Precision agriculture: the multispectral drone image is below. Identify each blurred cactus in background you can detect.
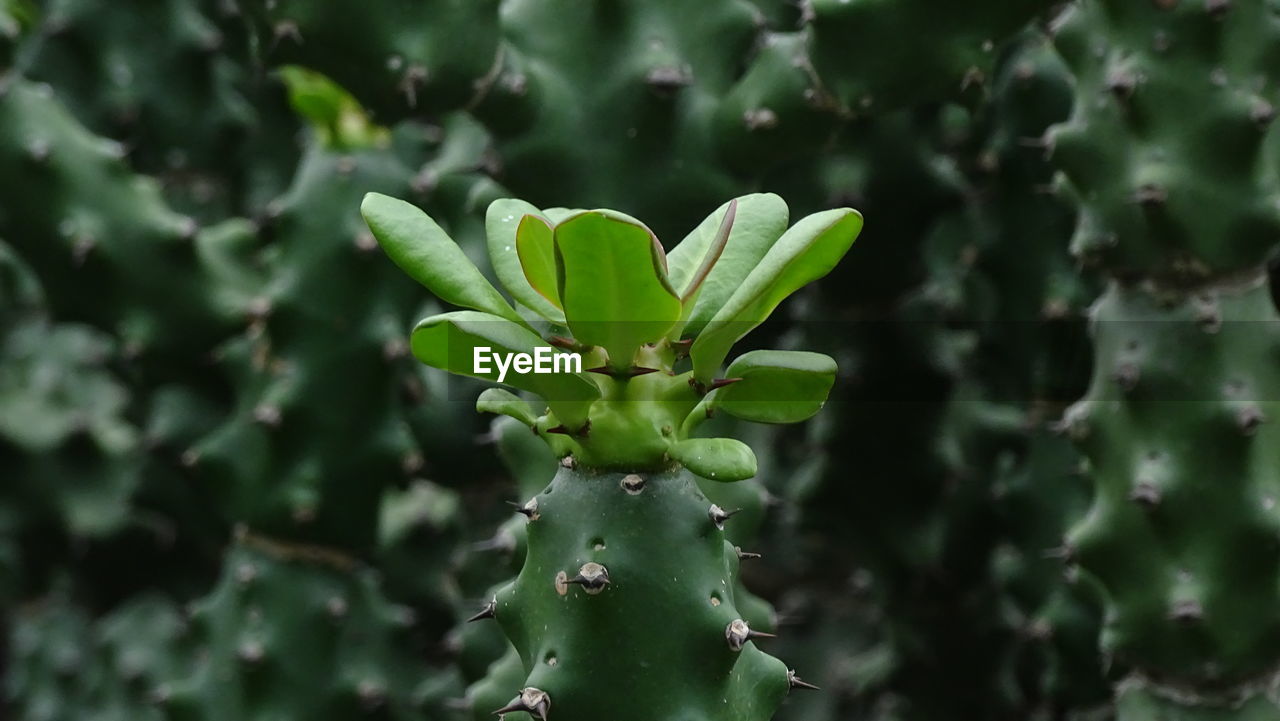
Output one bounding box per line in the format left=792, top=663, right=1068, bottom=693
left=4, top=1, right=1279, bottom=720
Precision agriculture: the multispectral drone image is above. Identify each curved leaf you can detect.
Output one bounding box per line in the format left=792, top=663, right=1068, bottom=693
left=516, top=215, right=561, bottom=310
left=669, top=437, right=757, bottom=482
left=362, top=193, right=523, bottom=324
left=410, top=310, right=598, bottom=429
left=476, top=387, right=540, bottom=427
left=485, top=199, right=565, bottom=322
left=691, top=208, right=862, bottom=382
left=543, top=207, right=584, bottom=224
left=554, top=210, right=682, bottom=368
left=679, top=199, right=736, bottom=304
left=715, top=350, right=837, bottom=424
left=667, top=194, right=789, bottom=337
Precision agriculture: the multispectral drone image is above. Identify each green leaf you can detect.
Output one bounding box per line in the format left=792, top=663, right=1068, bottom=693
left=543, top=207, right=583, bottom=224
left=410, top=310, right=599, bottom=429
left=485, top=199, right=565, bottom=322
left=715, top=350, right=837, bottom=424
left=691, top=208, right=862, bottom=382
left=476, top=387, right=540, bottom=427
left=516, top=215, right=561, bottom=310
left=668, top=437, right=757, bottom=482
left=554, top=210, right=682, bottom=368
left=667, top=194, right=789, bottom=337
left=279, top=65, right=389, bottom=151
left=361, top=193, right=523, bottom=324
left=666, top=200, right=738, bottom=341
left=678, top=199, right=736, bottom=304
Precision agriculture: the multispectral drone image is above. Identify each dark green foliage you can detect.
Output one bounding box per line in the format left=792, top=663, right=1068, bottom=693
left=1044, top=1, right=1280, bottom=716
left=471, top=0, right=769, bottom=239
left=6, top=593, right=187, bottom=721
left=236, top=0, right=502, bottom=121
left=186, top=136, right=425, bottom=550
left=8, top=1, right=1270, bottom=719
left=12, top=0, right=302, bottom=220
left=1048, top=0, right=1280, bottom=280
left=158, top=541, right=430, bottom=721
left=187, top=118, right=500, bottom=550
left=1063, top=279, right=1280, bottom=693
left=806, top=0, right=1057, bottom=114
left=0, top=317, right=140, bottom=542
left=0, top=78, right=258, bottom=356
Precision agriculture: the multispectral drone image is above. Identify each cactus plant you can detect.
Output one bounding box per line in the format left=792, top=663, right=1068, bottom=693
left=452, top=411, right=784, bottom=721
left=236, top=0, right=502, bottom=122
left=361, top=190, right=861, bottom=720
left=0, top=77, right=260, bottom=362
left=1046, top=0, right=1280, bottom=716
left=152, top=538, right=432, bottom=721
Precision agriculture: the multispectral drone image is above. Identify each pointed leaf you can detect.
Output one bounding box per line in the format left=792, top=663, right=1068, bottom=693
left=476, top=387, right=540, bottom=427
left=667, top=200, right=738, bottom=341
left=362, top=193, right=523, bottom=324
left=679, top=199, right=736, bottom=304
left=669, top=437, right=757, bottom=482
left=485, top=199, right=565, bottom=322
left=516, top=215, right=561, bottom=310
left=667, top=194, right=789, bottom=337
left=554, top=210, right=682, bottom=368
left=410, top=310, right=598, bottom=429
left=714, top=350, right=837, bottom=424
left=691, top=208, right=862, bottom=382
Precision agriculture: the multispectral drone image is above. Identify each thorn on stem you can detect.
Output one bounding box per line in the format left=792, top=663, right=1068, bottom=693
left=725, top=619, right=775, bottom=651
left=467, top=598, right=497, bottom=623
left=788, top=670, right=820, bottom=691
left=709, top=504, right=739, bottom=530
left=508, top=498, right=540, bottom=521
left=493, top=687, right=550, bottom=720
left=565, top=562, right=610, bottom=594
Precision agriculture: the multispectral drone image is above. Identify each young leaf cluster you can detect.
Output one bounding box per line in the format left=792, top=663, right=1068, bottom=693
left=361, top=192, right=861, bottom=477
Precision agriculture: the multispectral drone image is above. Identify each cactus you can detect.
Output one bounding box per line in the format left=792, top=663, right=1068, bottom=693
left=361, top=189, right=861, bottom=720
left=454, top=413, right=782, bottom=720
left=150, top=538, right=431, bottom=721
left=737, top=31, right=1113, bottom=718
left=0, top=0, right=31, bottom=70
left=236, top=0, right=502, bottom=122
left=803, top=0, right=1057, bottom=115
left=449, top=415, right=559, bottom=692
left=0, top=234, right=141, bottom=549
left=1046, top=0, right=1280, bottom=716
left=10, top=0, right=302, bottom=220
left=6, top=591, right=189, bottom=721
left=0, top=316, right=141, bottom=539
left=0, top=77, right=259, bottom=360
left=1059, top=279, right=1280, bottom=717
left=186, top=72, right=503, bottom=551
